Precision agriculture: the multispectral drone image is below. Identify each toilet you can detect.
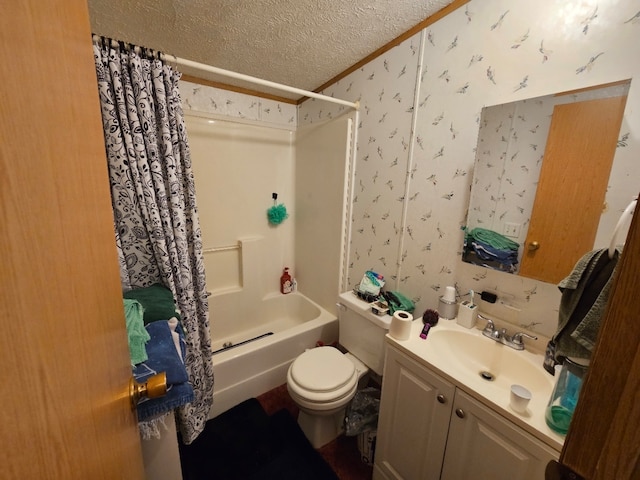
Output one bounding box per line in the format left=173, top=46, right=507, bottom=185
left=286, top=291, right=392, bottom=448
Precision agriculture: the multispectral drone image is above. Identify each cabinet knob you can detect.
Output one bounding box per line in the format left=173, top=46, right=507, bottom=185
left=528, top=241, right=540, bottom=251
left=437, top=394, right=446, bottom=404
left=455, top=408, right=465, bottom=419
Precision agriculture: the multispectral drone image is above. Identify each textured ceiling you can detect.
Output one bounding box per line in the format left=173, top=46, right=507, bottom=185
left=87, top=0, right=456, bottom=100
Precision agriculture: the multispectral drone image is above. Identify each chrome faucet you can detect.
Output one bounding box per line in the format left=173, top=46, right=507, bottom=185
left=479, top=314, right=538, bottom=350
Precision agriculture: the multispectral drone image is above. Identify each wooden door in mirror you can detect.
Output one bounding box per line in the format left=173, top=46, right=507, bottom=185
left=519, top=95, right=626, bottom=283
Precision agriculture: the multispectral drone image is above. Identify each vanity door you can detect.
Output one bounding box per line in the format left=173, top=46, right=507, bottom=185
left=441, top=390, right=558, bottom=480
left=374, top=346, right=455, bottom=480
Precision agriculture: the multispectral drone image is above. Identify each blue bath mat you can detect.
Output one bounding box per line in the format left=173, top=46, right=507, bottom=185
left=179, top=398, right=339, bottom=480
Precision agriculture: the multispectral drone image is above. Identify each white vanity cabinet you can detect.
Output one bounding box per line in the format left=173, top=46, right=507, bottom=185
left=440, top=389, right=558, bottom=479
left=374, top=345, right=455, bottom=480
left=374, top=345, right=559, bottom=480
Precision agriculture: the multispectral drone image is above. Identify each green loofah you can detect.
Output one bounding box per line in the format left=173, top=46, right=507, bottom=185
left=267, top=203, right=289, bottom=225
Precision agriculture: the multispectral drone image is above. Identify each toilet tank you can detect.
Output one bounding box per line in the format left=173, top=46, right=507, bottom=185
left=337, top=291, right=392, bottom=376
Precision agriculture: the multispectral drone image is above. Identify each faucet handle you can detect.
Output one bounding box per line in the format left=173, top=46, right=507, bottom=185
left=512, top=331, right=538, bottom=347
left=478, top=314, right=495, bottom=333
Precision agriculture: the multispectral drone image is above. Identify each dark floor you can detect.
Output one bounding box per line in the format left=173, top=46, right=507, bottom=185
left=257, top=384, right=374, bottom=480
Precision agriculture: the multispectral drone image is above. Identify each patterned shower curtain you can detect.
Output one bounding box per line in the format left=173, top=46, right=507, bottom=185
left=92, top=36, right=213, bottom=444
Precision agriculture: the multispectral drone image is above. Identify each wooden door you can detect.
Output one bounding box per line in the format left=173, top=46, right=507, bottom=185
left=0, top=1, right=144, bottom=478
left=519, top=95, right=627, bottom=284
left=554, top=193, right=640, bottom=478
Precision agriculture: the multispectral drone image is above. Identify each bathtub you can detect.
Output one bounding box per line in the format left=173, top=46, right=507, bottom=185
left=208, top=291, right=338, bottom=419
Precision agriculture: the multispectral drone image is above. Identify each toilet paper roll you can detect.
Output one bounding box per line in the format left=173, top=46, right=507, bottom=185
left=389, top=310, right=413, bottom=341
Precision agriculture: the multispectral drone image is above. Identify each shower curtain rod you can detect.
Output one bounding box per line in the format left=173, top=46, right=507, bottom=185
left=161, top=54, right=359, bottom=110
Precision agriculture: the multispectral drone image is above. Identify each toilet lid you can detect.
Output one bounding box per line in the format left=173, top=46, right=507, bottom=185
left=290, top=347, right=356, bottom=393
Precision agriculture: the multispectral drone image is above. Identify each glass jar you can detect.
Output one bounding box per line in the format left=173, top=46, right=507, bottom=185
left=545, top=357, right=589, bottom=435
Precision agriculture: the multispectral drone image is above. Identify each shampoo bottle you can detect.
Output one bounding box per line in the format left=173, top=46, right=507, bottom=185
left=280, top=267, right=293, bottom=294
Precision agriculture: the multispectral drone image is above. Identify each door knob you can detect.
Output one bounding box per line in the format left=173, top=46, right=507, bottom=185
left=528, top=241, right=540, bottom=251
left=129, top=372, right=167, bottom=409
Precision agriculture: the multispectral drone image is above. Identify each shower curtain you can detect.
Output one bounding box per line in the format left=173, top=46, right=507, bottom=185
left=92, top=36, right=213, bottom=444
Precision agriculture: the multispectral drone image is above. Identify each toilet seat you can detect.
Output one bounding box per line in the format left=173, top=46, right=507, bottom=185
left=287, top=346, right=357, bottom=405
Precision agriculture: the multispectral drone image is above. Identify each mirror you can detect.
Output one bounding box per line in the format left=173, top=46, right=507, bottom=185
left=463, top=80, right=633, bottom=284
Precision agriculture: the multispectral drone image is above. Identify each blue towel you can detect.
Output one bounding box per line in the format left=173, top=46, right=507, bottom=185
left=133, top=319, right=188, bottom=385
left=137, top=381, right=194, bottom=422
left=465, top=237, right=519, bottom=272
left=133, top=319, right=194, bottom=421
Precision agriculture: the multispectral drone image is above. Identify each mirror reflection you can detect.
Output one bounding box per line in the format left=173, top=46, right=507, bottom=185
left=463, top=80, right=632, bottom=284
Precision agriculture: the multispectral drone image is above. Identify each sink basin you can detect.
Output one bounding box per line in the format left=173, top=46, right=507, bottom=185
left=425, top=328, right=553, bottom=395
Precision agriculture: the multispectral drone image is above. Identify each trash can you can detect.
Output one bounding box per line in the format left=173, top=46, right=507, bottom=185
left=344, top=387, right=381, bottom=465
left=357, top=430, right=377, bottom=466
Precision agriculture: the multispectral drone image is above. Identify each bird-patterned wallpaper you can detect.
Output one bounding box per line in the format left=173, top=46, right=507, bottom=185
left=180, top=0, right=639, bottom=338
left=298, top=0, right=640, bottom=337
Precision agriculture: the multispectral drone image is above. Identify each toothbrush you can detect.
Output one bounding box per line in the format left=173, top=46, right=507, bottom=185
left=470, top=289, right=475, bottom=307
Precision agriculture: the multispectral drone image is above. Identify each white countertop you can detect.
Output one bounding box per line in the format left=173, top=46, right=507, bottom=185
left=384, top=317, right=566, bottom=452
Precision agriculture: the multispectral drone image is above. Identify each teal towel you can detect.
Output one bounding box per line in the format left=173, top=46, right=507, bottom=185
left=466, top=227, right=520, bottom=251
left=124, top=299, right=151, bottom=365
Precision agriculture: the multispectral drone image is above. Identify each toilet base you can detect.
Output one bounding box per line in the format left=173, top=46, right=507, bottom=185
left=297, top=407, right=346, bottom=449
